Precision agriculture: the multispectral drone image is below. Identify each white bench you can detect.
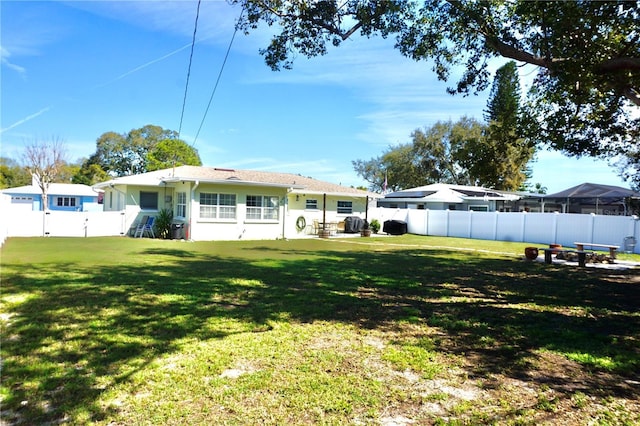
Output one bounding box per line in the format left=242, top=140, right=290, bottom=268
left=574, top=242, right=619, bottom=259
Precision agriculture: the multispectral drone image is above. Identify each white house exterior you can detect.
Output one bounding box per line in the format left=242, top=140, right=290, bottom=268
left=377, top=183, right=520, bottom=212
left=94, top=165, right=379, bottom=241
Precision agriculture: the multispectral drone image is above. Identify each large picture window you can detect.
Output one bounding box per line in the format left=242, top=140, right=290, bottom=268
left=140, top=191, right=158, bottom=210
left=246, top=195, right=279, bottom=220
left=199, top=193, right=236, bottom=219
left=337, top=200, right=353, bottom=214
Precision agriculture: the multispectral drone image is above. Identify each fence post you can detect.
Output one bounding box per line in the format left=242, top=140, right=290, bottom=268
left=120, top=211, right=126, bottom=236
left=424, top=209, right=429, bottom=236
left=631, top=215, right=640, bottom=254
left=43, top=211, right=50, bottom=237
left=446, top=209, right=450, bottom=237
left=520, top=211, right=526, bottom=242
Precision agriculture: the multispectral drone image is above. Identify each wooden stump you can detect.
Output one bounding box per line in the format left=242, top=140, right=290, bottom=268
left=318, top=229, right=331, bottom=238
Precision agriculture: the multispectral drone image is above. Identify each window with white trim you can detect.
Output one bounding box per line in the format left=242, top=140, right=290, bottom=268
left=247, top=195, right=279, bottom=220
left=56, top=197, right=77, bottom=207
left=337, top=200, right=352, bottom=214
left=306, top=199, right=318, bottom=210
left=199, top=193, right=236, bottom=219
left=469, top=205, right=488, bottom=212
left=176, top=192, right=187, bottom=218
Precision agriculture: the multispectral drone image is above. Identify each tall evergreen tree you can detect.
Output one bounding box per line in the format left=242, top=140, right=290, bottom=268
left=481, top=62, right=534, bottom=190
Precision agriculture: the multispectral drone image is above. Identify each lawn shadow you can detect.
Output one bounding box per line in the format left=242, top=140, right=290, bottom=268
left=2, top=242, right=639, bottom=423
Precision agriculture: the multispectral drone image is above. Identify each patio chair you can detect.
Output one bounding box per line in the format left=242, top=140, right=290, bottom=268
left=135, top=216, right=155, bottom=238
left=132, top=215, right=149, bottom=237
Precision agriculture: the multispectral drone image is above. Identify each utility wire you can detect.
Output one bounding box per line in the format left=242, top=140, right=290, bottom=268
left=178, top=0, right=202, bottom=137
left=193, top=8, right=243, bottom=145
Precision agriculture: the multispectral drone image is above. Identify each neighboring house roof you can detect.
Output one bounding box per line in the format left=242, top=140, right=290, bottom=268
left=94, top=165, right=379, bottom=198
left=1, top=183, right=100, bottom=197
left=382, top=183, right=519, bottom=203
left=543, top=182, right=639, bottom=201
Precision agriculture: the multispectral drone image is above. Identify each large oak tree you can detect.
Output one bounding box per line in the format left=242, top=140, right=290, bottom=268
left=76, top=125, right=202, bottom=181
left=236, top=0, right=640, bottom=186
left=353, top=118, right=480, bottom=191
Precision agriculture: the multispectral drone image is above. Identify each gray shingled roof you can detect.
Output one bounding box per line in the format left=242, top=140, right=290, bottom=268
left=96, top=166, right=378, bottom=197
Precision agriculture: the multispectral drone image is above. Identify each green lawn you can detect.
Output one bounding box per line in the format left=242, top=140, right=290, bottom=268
left=1, top=235, right=639, bottom=425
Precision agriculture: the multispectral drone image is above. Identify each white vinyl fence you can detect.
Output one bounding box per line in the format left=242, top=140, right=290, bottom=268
left=394, top=209, right=639, bottom=253
left=0, top=209, right=127, bottom=242
left=0, top=205, right=638, bottom=254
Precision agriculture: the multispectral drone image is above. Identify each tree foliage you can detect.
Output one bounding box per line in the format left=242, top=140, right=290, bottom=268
left=353, top=143, right=421, bottom=192
left=353, top=118, right=482, bottom=192
left=236, top=0, right=640, bottom=183
left=72, top=155, right=110, bottom=186
left=146, top=139, right=202, bottom=172
left=77, top=125, right=202, bottom=180
left=413, top=121, right=474, bottom=185
left=0, top=157, right=31, bottom=189
left=468, top=61, right=534, bottom=190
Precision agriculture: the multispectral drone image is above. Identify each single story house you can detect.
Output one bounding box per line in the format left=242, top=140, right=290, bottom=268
left=1, top=179, right=103, bottom=212
left=94, top=165, right=378, bottom=241
left=377, top=183, right=520, bottom=212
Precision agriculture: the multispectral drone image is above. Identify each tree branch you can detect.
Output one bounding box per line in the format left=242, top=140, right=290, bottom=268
left=622, top=87, right=640, bottom=107
left=596, top=57, right=640, bottom=73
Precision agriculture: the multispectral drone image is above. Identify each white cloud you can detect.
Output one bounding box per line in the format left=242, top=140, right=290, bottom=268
left=65, top=1, right=243, bottom=47
left=0, top=107, right=51, bottom=134
left=0, top=47, right=26, bottom=76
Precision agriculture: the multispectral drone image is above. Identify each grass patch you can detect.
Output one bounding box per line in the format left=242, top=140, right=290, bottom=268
left=1, top=235, right=639, bottom=424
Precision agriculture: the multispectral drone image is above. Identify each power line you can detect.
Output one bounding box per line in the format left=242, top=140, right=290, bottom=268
left=178, top=0, right=202, bottom=137
left=193, top=8, right=243, bottom=145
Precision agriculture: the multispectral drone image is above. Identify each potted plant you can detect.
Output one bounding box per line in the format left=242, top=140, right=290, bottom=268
left=370, top=219, right=381, bottom=234
left=361, top=220, right=372, bottom=237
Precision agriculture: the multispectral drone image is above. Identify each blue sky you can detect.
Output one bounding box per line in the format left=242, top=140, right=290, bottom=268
left=1, top=0, right=632, bottom=194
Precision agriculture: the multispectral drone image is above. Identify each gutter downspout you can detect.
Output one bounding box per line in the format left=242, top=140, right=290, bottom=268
left=189, top=180, right=199, bottom=241
left=283, top=188, right=292, bottom=239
